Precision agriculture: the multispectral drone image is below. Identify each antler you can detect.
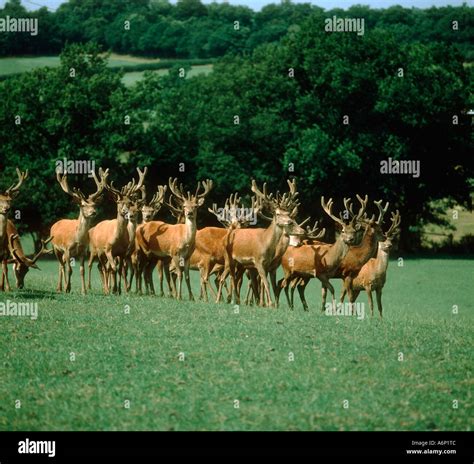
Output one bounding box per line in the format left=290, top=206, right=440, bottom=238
left=89, top=168, right=109, bottom=202
left=164, top=194, right=184, bottom=222
left=373, top=199, right=390, bottom=225
left=30, top=236, right=54, bottom=264
left=168, top=178, right=188, bottom=203
left=149, top=185, right=167, bottom=208
left=302, top=219, right=326, bottom=240
left=278, top=178, right=300, bottom=216
left=321, top=197, right=345, bottom=226
left=385, top=210, right=401, bottom=238
left=195, top=179, right=213, bottom=201
left=354, top=194, right=369, bottom=222
left=5, top=168, right=28, bottom=198
left=56, top=171, right=87, bottom=203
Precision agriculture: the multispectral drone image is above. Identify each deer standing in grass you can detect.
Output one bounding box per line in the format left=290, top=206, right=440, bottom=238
left=6, top=230, right=53, bottom=289
left=174, top=192, right=257, bottom=302
left=136, top=177, right=213, bottom=300
left=130, top=184, right=167, bottom=294
left=340, top=210, right=401, bottom=318
left=217, top=180, right=303, bottom=307
left=88, top=168, right=146, bottom=295
left=333, top=197, right=389, bottom=312
left=276, top=196, right=366, bottom=311
left=0, top=168, right=29, bottom=291
left=51, top=168, right=109, bottom=294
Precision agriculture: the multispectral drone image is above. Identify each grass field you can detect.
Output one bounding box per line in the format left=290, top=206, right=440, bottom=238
left=121, top=64, right=213, bottom=87
left=0, top=55, right=213, bottom=86
left=0, top=257, right=472, bottom=431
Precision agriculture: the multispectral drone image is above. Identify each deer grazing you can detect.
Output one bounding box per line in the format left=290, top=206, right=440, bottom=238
left=51, top=168, right=109, bottom=294
left=0, top=168, right=29, bottom=291
left=136, top=177, right=213, bottom=300
left=341, top=210, right=401, bottom=318
left=217, top=179, right=302, bottom=307
left=88, top=168, right=146, bottom=295
left=276, top=196, right=367, bottom=311
left=7, top=230, right=53, bottom=289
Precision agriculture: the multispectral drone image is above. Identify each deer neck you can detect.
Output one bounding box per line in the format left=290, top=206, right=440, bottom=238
left=183, top=215, right=197, bottom=247
left=262, top=219, right=285, bottom=258
left=112, top=212, right=129, bottom=245
left=329, top=234, right=350, bottom=266
left=75, top=210, right=93, bottom=245
left=358, top=227, right=379, bottom=262
left=375, top=246, right=390, bottom=275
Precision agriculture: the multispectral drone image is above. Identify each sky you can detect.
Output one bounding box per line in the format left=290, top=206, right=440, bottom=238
left=1, top=0, right=470, bottom=12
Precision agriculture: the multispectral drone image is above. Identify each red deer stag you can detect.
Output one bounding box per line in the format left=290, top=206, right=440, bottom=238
left=136, top=177, right=213, bottom=300
left=88, top=168, right=146, bottom=294
left=51, top=168, right=109, bottom=294
left=217, top=179, right=302, bottom=307
left=276, top=196, right=367, bottom=311
left=0, top=168, right=29, bottom=291
left=341, top=210, right=401, bottom=318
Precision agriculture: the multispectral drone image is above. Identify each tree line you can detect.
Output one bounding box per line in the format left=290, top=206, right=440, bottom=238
left=0, top=0, right=473, bottom=61
left=1, top=9, right=472, bottom=253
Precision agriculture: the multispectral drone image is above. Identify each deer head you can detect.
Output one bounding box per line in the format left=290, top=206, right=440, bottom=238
left=56, top=168, right=109, bottom=219
left=321, top=195, right=366, bottom=245
left=380, top=210, right=401, bottom=252
left=251, top=179, right=300, bottom=233
left=359, top=197, right=390, bottom=242
left=105, top=167, right=148, bottom=220
left=141, top=184, right=167, bottom=223
left=9, top=235, right=53, bottom=288
left=0, top=168, right=28, bottom=215
left=167, top=177, right=213, bottom=222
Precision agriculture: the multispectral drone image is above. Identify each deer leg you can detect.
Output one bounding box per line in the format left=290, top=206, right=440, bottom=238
left=87, top=252, right=95, bottom=290
left=216, top=267, right=228, bottom=303
left=269, top=270, right=279, bottom=308
left=0, top=261, right=4, bottom=291
left=375, top=287, right=383, bottom=319
left=296, top=277, right=310, bottom=311
left=64, top=252, right=72, bottom=293
left=80, top=254, right=86, bottom=295
left=345, top=277, right=355, bottom=315
left=1, top=260, right=10, bottom=292
left=255, top=264, right=272, bottom=307
left=55, top=250, right=64, bottom=292
left=364, top=287, right=374, bottom=317
left=156, top=260, right=164, bottom=297
left=184, top=261, right=194, bottom=301
left=146, top=262, right=156, bottom=295
left=172, top=257, right=183, bottom=300
left=121, top=259, right=129, bottom=294
left=340, top=286, right=347, bottom=303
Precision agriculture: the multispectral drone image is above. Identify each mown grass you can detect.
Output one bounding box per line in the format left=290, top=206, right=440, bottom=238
left=0, top=258, right=472, bottom=431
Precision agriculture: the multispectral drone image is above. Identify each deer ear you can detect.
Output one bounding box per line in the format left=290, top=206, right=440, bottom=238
left=197, top=198, right=205, bottom=207
left=334, top=222, right=343, bottom=231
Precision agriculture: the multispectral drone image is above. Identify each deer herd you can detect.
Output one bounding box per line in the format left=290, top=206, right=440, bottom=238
left=0, top=167, right=401, bottom=318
